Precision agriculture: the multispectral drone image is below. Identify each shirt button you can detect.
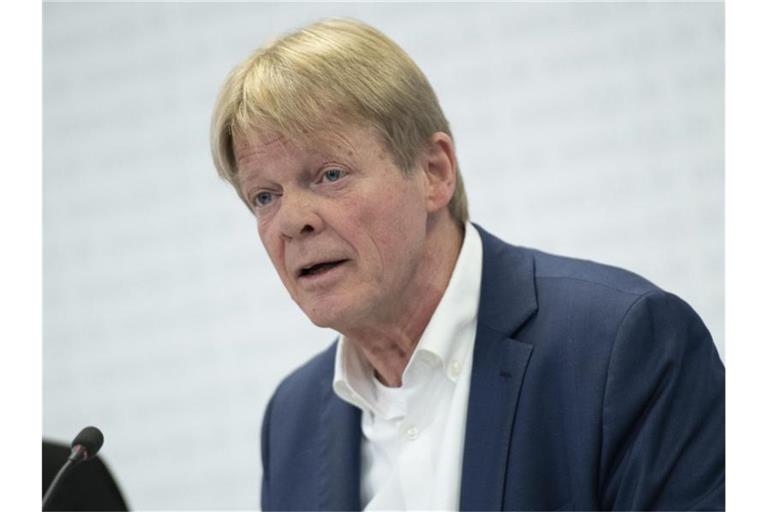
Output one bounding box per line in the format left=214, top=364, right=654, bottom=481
left=406, top=426, right=419, bottom=440
left=450, top=360, right=462, bottom=378
left=420, top=352, right=440, bottom=367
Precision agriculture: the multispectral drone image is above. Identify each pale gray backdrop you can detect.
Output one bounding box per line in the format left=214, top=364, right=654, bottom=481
left=43, top=2, right=724, bottom=509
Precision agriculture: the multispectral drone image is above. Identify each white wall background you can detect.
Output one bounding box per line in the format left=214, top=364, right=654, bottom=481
left=43, top=3, right=723, bottom=510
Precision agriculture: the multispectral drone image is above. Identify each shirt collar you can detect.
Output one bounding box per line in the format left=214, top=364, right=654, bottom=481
left=332, top=223, right=483, bottom=414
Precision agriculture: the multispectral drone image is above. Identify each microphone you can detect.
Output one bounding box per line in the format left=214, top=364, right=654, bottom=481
left=69, top=426, right=104, bottom=463
left=42, top=426, right=105, bottom=510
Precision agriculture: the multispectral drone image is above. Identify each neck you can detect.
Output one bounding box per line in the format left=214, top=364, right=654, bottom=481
left=343, top=217, right=464, bottom=387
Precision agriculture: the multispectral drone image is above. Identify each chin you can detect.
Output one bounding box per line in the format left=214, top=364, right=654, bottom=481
left=301, top=294, right=370, bottom=332
left=301, top=301, right=347, bottom=330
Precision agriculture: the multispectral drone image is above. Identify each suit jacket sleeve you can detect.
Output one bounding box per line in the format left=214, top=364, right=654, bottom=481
left=599, top=290, right=725, bottom=510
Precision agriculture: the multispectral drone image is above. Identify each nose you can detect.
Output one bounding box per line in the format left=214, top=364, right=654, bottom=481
left=277, top=189, right=324, bottom=240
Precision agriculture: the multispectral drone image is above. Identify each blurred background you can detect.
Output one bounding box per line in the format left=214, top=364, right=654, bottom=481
left=43, top=3, right=723, bottom=509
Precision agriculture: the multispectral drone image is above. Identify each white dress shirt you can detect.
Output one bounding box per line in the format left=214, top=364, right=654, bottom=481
left=332, top=223, right=483, bottom=510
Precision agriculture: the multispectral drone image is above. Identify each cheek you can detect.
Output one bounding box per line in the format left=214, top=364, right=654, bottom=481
left=350, top=185, right=425, bottom=271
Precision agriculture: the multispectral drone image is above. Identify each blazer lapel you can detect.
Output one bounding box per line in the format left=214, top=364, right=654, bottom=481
left=317, top=344, right=362, bottom=511
left=460, top=225, right=538, bottom=511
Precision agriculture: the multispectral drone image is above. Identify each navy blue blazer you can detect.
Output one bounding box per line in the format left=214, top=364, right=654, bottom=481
left=260, top=225, right=725, bottom=511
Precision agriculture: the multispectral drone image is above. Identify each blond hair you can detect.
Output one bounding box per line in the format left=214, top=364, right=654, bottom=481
left=210, top=18, right=468, bottom=224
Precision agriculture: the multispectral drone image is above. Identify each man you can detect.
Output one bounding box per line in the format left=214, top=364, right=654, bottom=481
left=210, top=18, right=724, bottom=511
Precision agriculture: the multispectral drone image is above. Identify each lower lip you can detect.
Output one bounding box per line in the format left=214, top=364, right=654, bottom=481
left=297, top=261, right=349, bottom=288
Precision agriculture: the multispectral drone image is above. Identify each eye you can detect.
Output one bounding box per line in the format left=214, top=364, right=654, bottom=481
left=252, top=191, right=274, bottom=207
left=321, top=168, right=347, bottom=183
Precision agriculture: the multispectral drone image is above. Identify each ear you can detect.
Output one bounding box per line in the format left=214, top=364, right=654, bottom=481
left=421, top=132, right=458, bottom=214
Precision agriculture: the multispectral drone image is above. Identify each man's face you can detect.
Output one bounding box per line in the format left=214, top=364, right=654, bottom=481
left=234, top=126, right=432, bottom=331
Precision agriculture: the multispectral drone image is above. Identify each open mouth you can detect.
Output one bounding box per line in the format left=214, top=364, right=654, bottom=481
left=298, top=259, right=348, bottom=278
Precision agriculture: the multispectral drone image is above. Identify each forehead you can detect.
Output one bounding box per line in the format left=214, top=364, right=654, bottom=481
left=233, top=126, right=376, bottom=169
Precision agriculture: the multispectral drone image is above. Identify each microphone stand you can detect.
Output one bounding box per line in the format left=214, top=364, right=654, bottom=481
left=42, top=441, right=96, bottom=511
left=42, top=456, right=76, bottom=510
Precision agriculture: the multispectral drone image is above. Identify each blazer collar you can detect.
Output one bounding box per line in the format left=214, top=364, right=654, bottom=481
left=472, top=223, right=538, bottom=335
left=460, top=224, right=538, bottom=510
left=318, top=351, right=362, bottom=511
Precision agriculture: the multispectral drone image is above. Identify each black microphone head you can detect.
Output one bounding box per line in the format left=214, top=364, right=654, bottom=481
left=71, top=426, right=104, bottom=459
